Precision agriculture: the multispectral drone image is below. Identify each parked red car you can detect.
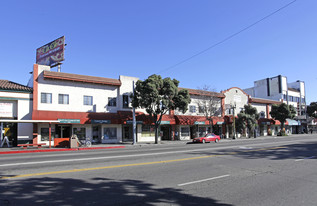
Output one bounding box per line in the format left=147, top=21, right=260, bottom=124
left=193, top=133, right=220, bottom=143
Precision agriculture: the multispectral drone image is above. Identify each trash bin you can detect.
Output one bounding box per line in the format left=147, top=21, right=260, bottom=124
left=70, top=135, right=78, bottom=148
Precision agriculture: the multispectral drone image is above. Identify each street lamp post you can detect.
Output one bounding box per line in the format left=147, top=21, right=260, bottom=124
left=132, top=81, right=136, bottom=145
left=232, top=103, right=236, bottom=139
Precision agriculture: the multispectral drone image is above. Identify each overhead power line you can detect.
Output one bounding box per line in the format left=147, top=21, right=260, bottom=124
left=157, top=0, right=297, bottom=74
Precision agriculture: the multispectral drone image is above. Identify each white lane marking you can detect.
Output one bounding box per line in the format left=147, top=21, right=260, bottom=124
left=0, top=139, right=312, bottom=167
left=295, top=156, right=316, bottom=162
left=239, top=146, right=253, bottom=150
left=178, top=174, right=230, bottom=186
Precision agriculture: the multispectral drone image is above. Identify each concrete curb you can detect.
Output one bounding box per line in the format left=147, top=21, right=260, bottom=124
left=0, top=146, right=126, bottom=155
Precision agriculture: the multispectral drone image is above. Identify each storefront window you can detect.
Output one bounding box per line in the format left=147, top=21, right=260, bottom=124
left=142, top=125, right=155, bottom=137
left=181, top=127, right=190, bottom=136
left=41, top=128, right=49, bottom=141
left=199, top=127, right=207, bottom=137
left=73, top=127, right=86, bottom=140
left=103, top=127, right=117, bottom=140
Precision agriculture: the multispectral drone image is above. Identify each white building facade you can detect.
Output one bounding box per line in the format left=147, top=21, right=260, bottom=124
left=29, top=64, right=147, bottom=146
left=0, top=80, right=33, bottom=146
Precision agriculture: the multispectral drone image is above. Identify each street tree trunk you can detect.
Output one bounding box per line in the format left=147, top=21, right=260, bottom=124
left=155, top=124, right=159, bottom=144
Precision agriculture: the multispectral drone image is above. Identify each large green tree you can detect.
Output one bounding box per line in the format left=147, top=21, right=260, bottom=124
left=236, top=104, right=259, bottom=138
left=131, top=74, right=191, bottom=144
left=307, top=102, right=317, bottom=118
left=270, top=103, right=296, bottom=132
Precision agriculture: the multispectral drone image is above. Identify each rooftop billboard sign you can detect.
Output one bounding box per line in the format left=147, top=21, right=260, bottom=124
left=36, top=36, right=65, bottom=66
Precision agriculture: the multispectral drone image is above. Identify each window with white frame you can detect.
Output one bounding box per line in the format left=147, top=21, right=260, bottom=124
left=83, top=95, right=93, bottom=105
left=108, top=97, right=117, bottom=107
left=189, top=105, right=196, bottom=113
left=41, top=93, right=52, bottom=104
left=103, top=127, right=117, bottom=140
left=58, top=94, right=69, bottom=104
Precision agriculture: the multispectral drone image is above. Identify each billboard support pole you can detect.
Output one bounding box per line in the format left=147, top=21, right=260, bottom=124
left=57, top=64, right=61, bottom=72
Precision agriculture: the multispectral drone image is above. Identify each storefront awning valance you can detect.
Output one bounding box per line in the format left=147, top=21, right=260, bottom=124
left=258, top=118, right=289, bottom=126
left=175, top=115, right=223, bottom=125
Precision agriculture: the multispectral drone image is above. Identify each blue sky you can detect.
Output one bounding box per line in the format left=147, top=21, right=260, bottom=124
left=1, top=0, right=316, bottom=104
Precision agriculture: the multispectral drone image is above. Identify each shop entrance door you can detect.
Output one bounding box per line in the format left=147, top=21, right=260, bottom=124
left=56, top=125, right=71, bottom=138
left=190, top=126, right=197, bottom=139
left=122, top=125, right=133, bottom=142
left=160, top=125, right=171, bottom=140
left=92, top=125, right=101, bottom=143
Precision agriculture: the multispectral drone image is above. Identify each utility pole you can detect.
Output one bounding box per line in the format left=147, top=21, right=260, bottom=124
left=232, top=103, right=236, bottom=139
left=132, top=81, right=137, bottom=145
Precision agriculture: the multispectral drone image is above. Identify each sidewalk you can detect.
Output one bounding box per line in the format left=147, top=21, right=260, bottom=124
left=0, top=134, right=309, bottom=155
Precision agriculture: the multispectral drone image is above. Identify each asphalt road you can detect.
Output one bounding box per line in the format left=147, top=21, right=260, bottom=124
left=1, top=134, right=317, bottom=206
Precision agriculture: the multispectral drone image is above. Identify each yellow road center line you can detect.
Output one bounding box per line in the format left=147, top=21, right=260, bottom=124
left=0, top=146, right=286, bottom=180
left=1, top=155, right=217, bottom=179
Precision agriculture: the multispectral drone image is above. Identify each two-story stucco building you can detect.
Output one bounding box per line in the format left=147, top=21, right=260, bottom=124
left=222, top=87, right=285, bottom=138
left=29, top=64, right=146, bottom=146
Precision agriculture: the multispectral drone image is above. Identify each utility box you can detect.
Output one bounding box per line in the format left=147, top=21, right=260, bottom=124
left=70, top=135, right=78, bottom=148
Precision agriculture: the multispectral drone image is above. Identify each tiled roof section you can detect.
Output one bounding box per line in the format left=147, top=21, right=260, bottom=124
left=249, top=97, right=282, bottom=104
left=43, top=70, right=122, bottom=86
left=288, top=88, right=300, bottom=92
left=0, top=80, right=32, bottom=92
left=179, top=88, right=225, bottom=98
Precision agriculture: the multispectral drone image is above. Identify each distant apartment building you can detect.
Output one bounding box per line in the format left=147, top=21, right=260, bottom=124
left=244, top=75, right=306, bottom=133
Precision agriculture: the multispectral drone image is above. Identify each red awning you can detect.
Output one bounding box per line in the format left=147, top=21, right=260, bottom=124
left=175, top=115, right=223, bottom=125
left=32, top=110, right=177, bottom=125
left=258, top=118, right=288, bottom=126
left=32, top=110, right=138, bottom=124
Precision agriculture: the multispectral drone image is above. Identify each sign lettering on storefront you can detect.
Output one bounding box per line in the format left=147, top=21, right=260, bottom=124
left=160, top=121, right=170, bottom=124
left=194, top=121, right=205, bottom=125
left=126, top=120, right=143, bottom=124
left=58, top=119, right=80, bottom=123
left=91, top=120, right=111, bottom=124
